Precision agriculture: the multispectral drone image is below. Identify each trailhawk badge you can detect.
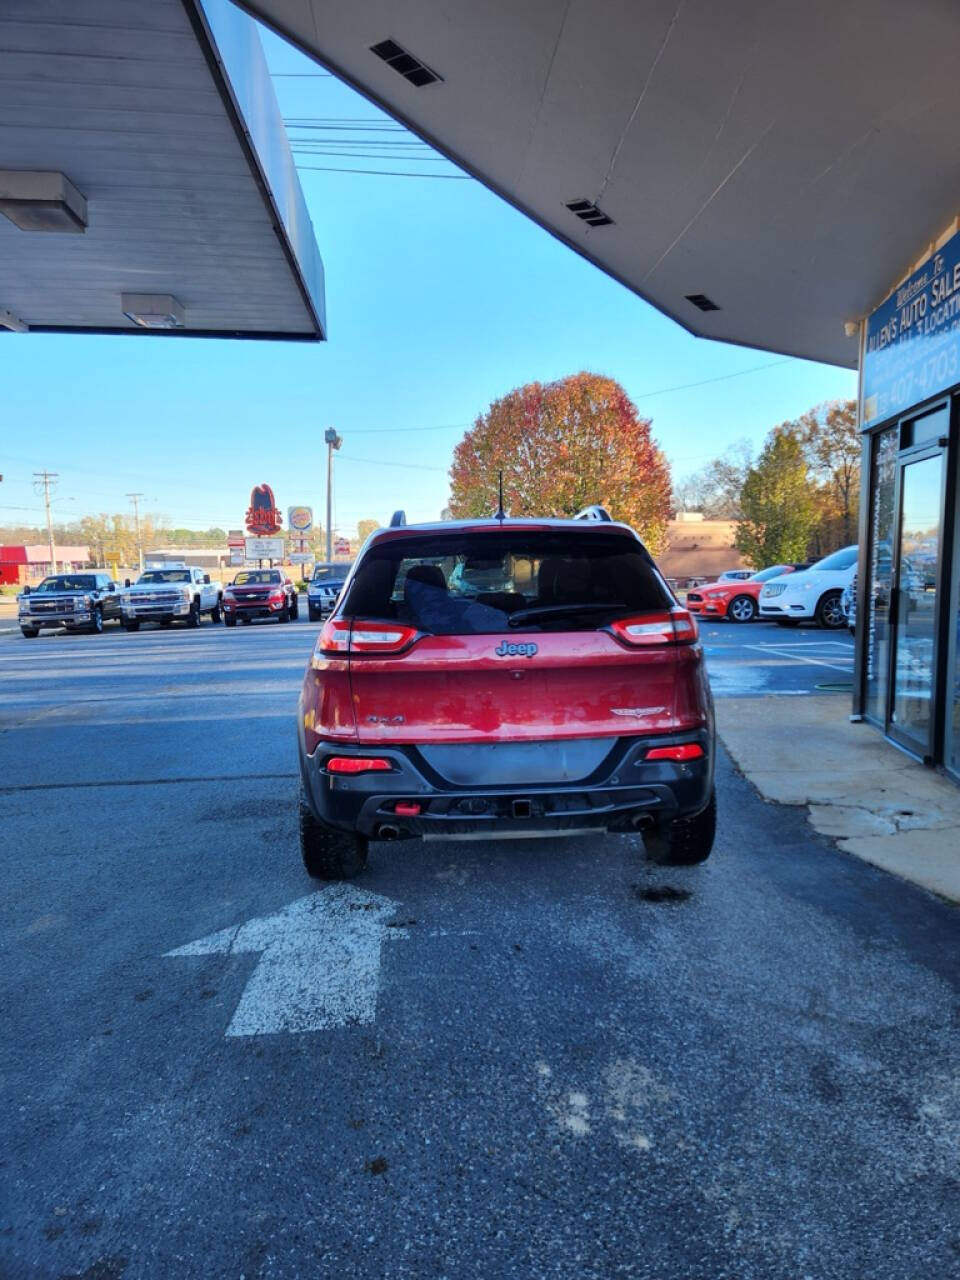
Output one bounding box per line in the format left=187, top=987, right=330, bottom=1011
left=495, top=640, right=538, bottom=658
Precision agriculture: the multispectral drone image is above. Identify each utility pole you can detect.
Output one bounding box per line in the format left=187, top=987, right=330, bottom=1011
left=33, top=471, right=58, bottom=574
left=127, top=492, right=144, bottom=573
left=324, top=427, right=342, bottom=563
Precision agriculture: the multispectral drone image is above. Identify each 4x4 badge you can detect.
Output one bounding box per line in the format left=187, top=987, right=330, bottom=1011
left=495, top=640, right=538, bottom=658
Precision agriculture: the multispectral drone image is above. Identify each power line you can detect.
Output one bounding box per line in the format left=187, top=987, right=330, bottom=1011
left=633, top=359, right=793, bottom=400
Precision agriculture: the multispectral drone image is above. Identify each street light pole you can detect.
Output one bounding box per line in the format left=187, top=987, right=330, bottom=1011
left=324, top=427, right=342, bottom=563
left=127, top=492, right=144, bottom=573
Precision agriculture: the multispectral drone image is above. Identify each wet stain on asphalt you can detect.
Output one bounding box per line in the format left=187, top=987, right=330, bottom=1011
left=632, top=885, right=691, bottom=905
left=365, top=1156, right=389, bottom=1175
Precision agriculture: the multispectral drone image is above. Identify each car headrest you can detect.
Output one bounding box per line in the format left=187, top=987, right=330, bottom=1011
left=538, top=556, right=591, bottom=602
left=404, top=564, right=446, bottom=596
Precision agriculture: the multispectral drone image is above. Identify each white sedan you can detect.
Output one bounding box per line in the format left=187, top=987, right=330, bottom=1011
left=759, top=546, right=858, bottom=628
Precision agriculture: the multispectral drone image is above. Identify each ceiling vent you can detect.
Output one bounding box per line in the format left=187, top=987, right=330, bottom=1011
left=370, top=39, right=442, bottom=88
left=565, top=199, right=614, bottom=228
left=685, top=293, right=720, bottom=312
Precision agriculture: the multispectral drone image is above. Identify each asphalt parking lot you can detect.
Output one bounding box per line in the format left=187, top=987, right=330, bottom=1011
left=2, top=616, right=958, bottom=1279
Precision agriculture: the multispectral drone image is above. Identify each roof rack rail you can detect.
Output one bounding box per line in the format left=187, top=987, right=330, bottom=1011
left=574, top=504, right=612, bottom=522
left=389, top=510, right=406, bottom=527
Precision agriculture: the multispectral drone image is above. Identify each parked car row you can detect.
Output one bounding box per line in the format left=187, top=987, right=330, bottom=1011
left=684, top=547, right=858, bottom=629
left=17, top=561, right=353, bottom=638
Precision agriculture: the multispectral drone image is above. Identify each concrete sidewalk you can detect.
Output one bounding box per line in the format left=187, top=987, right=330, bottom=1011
left=717, top=695, right=960, bottom=905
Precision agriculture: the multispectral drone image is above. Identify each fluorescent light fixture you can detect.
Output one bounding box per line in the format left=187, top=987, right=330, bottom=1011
left=0, top=171, right=87, bottom=233
left=121, top=293, right=185, bottom=329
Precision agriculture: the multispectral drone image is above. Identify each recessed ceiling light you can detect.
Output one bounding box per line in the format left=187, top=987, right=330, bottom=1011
left=122, top=293, right=185, bottom=329
left=0, top=170, right=87, bottom=233
left=685, top=293, right=720, bottom=312
left=370, top=39, right=443, bottom=87
left=565, top=199, right=614, bottom=228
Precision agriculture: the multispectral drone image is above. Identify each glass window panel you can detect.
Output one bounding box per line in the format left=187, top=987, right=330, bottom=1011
left=865, top=428, right=897, bottom=723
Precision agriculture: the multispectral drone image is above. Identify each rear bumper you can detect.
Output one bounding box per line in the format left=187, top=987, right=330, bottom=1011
left=298, top=729, right=714, bottom=842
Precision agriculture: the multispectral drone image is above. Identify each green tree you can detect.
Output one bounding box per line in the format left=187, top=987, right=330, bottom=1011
left=790, top=399, right=860, bottom=554
left=735, top=430, right=816, bottom=568
left=356, top=519, right=379, bottom=546
left=449, top=372, right=672, bottom=553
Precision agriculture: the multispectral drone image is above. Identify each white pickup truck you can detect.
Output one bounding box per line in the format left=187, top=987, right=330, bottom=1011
left=121, top=565, right=223, bottom=631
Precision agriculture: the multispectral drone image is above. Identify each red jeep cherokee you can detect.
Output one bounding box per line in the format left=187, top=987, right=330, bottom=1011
left=297, top=509, right=715, bottom=878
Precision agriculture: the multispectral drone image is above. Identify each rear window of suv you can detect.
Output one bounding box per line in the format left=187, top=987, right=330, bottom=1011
left=340, top=531, right=670, bottom=634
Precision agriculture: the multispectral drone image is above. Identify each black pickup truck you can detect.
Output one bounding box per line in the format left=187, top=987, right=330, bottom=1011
left=18, top=573, right=124, bottom=637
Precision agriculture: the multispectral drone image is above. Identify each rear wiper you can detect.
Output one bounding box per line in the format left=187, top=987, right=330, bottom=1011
left=507, top=602, right=627, bottom=627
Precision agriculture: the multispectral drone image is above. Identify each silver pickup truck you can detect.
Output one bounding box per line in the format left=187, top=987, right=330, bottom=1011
left=18, top=572, right=124, bottom=637
left=121, top=565, right=223, bottom=630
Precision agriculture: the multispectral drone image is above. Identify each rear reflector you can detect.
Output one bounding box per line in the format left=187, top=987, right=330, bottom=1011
left=394, top=801, right=422, bottom=816
left=326, top=756, right=393, bottom=774
left=610, top=608, right=699, bottom=647
left=645, top=743, right=704, bottom=762
left=316, top=617, right=419, bottom=657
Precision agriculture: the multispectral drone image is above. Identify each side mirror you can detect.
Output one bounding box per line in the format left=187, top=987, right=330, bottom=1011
left=23, top=584, right=31, bottom=596
left=108, top=582, right=117, bottom=591
left=203, top=574, right=211, bottom=584
left=124, top=579, right=131, bottom=588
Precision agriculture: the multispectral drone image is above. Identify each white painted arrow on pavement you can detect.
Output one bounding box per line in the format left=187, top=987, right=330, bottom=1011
left=165, top=885, right=408, bottom=1037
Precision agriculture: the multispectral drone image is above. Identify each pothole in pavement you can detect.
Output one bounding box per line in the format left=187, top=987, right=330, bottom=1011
left=631, top=885, right=691, bottom=905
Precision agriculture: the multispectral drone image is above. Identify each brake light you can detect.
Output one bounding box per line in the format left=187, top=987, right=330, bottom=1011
left=315, top=617, right=418, bottom=657
left=610, top=608, right=699, bottom=647
left=326, top=756, right=393, bottom=774
left=645, top=743, right=704, bottom=761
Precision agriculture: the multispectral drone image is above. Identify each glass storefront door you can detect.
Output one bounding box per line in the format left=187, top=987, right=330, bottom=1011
left=887, top=436, right=947, bottom=755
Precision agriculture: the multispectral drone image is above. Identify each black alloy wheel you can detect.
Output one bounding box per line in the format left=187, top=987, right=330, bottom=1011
left=727, top=594, right=757, bottom=624
left=816, top=591, right=845, bottom=629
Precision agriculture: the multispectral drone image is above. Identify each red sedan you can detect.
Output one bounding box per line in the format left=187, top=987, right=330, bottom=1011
left=686, top=564, right=806, bottom=623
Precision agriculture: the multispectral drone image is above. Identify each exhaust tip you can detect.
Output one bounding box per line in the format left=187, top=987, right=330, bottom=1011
left=378, top=823, right=401, bottom=841
left=631, top=813, right=655, bottom=831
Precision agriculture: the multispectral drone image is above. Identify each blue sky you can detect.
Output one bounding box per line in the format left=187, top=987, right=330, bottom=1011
left=0, top=22, right=855, bottom=540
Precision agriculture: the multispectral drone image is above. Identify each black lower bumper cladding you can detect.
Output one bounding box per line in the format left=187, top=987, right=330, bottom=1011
left=299, top=732, right=714, bottom=841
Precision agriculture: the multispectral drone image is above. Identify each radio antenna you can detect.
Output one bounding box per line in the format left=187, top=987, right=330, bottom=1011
left=495, top=470, right=505, bottom=521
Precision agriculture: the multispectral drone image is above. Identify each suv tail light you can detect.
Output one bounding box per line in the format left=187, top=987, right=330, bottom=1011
left=326, top=756, right=393, bottom=774
left=645, top=743, right=704, bottom=761
left=316, top=617, right=419, bottom=657
left=610, top=608, right=698, bottom=647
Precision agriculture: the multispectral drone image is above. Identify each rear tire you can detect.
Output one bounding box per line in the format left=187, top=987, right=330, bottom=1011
left=299, top=785, right=368, bottom=879
left=727, top=594, right=757, bottom=624
left=644, top=791, right=716, bottom=866
left=308, top=605, right=320, bottom=622
left=816, top=590, right=845, bottom=629
left=123, top=620, right=140, bottom=632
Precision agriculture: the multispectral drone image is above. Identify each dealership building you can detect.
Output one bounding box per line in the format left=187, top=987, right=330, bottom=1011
left=3, top=1, right=960, bottom=778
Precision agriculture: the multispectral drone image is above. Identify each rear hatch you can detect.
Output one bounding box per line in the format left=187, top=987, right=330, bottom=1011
left=320, top=527, right=706, bottom=781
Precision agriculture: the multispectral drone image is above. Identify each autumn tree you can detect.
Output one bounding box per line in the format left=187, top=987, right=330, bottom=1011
left=735, top=430, right=816, bottom=568
left=789, top=399, right=860, bottom=555
left=449, top=372, right=672, bottom=553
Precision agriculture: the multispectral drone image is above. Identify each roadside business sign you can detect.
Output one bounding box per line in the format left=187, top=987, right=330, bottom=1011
left=864, top=228, right=960, bottom=425
left=227, top=529, right=245, bottom=548
left=289, top=552, right=313, bottom=564
left=245, top=484, right=283, bottom=535
left=288, top=506, right=313, bottom=534
left=334, top=537, right=351, bottom=557
left=229, top=548, right=244, bottom=566
left=244, top=536, right=284, bottom=561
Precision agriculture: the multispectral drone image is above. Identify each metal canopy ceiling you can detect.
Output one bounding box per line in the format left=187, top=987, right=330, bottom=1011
left=0, top=0, right=325, bottom=340
left=243, top=0, right=960, bottom=368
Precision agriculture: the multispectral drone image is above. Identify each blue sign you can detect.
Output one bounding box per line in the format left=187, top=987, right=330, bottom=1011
left=863, top=229, right=960, bottom=425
